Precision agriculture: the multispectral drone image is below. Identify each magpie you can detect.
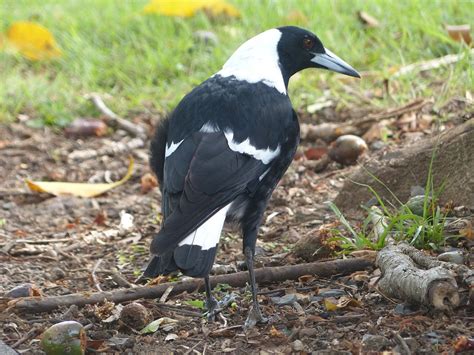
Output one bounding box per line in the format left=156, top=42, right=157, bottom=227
left=144, top=26, right=359, bottom=327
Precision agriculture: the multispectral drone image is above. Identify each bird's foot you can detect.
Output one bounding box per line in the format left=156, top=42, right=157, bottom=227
left=244, top=305, right=268, bottom=329
left=204, top=293, right=237, bottom=322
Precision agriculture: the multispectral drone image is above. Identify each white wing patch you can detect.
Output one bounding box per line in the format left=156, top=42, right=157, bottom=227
left=178, top=204, right=231, bottom=250
left=215, top=29, right=286, bottom=94
left=199, top=122, right=219, bottom=133
left=165, top=139, right=184, bottom=158
left=224, top=131, right=280, bottom=164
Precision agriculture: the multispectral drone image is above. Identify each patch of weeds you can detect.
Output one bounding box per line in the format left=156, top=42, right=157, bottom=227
left=329, top=150, right=450, bottom=252
left=185, top=299, right=205, bottom=310
left=0, top=218, right=6, bottom=227
left=214, top=283, right=232, bottom=293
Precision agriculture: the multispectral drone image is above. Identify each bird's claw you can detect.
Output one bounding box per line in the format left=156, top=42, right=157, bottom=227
left=204, top=293, right=237, bottom=322
left=244, top=305, right=268, bottom=329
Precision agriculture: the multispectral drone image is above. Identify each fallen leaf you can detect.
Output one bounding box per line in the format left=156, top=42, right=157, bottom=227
left=185, top=299, right=206, bottom=309
left=453, top=336, right=474, bottom=352
left=446, top=24, right=472, bottom=45
left=165, top=333, right=179, bottom=341
left=26, top=157, right=133, bottom=198
left=324, top=296, right=362, bottom=311
left=93, top=210, right=108, bottom=226
left=143, top=0, right=240, bottom=18
left=140, top=317, right=179, bottom=334
left=304, top=147, right=328, bottom=160
left=141, top=173, right=158, bottom=193
left=269, top=325, right=286, bottom=338
left=6, top=21, right=62, bottom=60
left=357, top=11, right=380, bottom=28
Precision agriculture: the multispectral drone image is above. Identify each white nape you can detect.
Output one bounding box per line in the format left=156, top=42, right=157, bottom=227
left=165, top=139, right=184, bottom=158
left=178, top=204, right=231, bottom=250
left=215, top=29, right=286, bottom=95
left=224, top=130, right=280, bottom=164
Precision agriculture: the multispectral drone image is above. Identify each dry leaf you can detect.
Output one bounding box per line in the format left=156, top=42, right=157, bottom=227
left=6, top=21, right=62, bottom=60
left=26, top=157, right=133, bottom=198
left=304, top=147, right=328, bottom=160
left=324, top=296, right=361, bottom=311
left=446, top=24, right=472, bottom=45
left=269, top=325, right=286, bottom=338
left=357, top=11, right=380, bottom=28
left=141, top=173, right=158, bottom=193
left=144, top=0, right=240, bottom=18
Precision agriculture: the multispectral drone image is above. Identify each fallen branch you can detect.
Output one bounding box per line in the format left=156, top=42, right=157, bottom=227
left=392, top=49, right=474, bottom=78
left=376, top=243, right=465, bottom=310
left=86, top=93, right=147, bottom=139
left=300, top=99, right=431, bottom=143
left=2, top=257, right=373, bottom=314
left=67, top=137, right=144, bottom=162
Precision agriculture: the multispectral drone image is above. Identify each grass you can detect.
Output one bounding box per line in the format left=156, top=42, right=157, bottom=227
left=328, top=150, right=452, bottom=252
left=1, top=0, right=473, bottom=126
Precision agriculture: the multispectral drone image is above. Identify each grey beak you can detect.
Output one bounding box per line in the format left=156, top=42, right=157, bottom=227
left=311, top=48, right=360, bottom=78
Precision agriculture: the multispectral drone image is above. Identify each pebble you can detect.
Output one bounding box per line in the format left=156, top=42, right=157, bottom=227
left=271, top=293, right=297, bottom=306
left=291, top=339, right=304, bottom=352
left=437, top=251, right=464, bottom=265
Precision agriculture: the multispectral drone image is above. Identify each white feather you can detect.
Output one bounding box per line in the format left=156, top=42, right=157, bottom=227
left=215, top=29, right=286, bottom=94
left=165, top=139, right=184, bottom=158
left=224, top=130, right=280, bottom=164
left=178, top=204, right=231, bottom=250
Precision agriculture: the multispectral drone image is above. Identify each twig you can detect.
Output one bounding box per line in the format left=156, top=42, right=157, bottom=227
left=392, top=49, right=474, bottom=78
left=92, top=260, right=103, bottom=292
left=155, top=303, right=202, bottom=318
left=392, top=331, right=412, bottom=355
left=159, top=286, right=174, bottom=303
left=86, top=93, right=146, bottom=139
left=11, top=326, right=41, bottom=349
left=3, top=258, right=373, bottom=314
left=108, top=270, right=135, bottom=288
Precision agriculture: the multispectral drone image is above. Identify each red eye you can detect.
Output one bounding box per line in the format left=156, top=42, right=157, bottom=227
left=303, top=38, right=313, bottom=49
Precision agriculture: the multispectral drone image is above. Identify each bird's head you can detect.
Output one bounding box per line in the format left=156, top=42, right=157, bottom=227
left=218, top=26, right=360, bottom=94
left=277, top=26, right=360, bottom=80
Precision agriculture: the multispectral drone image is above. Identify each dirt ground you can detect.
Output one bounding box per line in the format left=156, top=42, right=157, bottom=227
left=0, top=102, right=473, bottom=354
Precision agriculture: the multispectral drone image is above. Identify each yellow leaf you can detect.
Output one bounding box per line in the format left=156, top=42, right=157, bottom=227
left=324, top=298, right=338, bottom=311
left=26, top=157, right=133, bottom=198
left=143, top=0, right=239, bottom=18
left=6, top=21, right=62, bottom=61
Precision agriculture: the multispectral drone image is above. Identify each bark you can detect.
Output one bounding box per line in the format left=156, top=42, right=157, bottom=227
left=335, top=118, right=474, bottom=216
left=376, top=243, right=465, bottom=310
left=2, top=257, right=373, bottom=314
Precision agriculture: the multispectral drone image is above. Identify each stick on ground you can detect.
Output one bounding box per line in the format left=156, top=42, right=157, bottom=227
left=3, top=258, right=373, bottom=314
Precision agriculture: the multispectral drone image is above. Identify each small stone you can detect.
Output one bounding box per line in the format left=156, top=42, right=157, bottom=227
left=6, top=283, right=42, bottom=298
left=437, top=251, right=464, bottom=265
left=119, top=303, right=151, bottom=330
left=361, top=334, right=391, bottom=351
left=405, top=195, right=430, bottom=216
left=291, top=339, right=304, bottom=352
left=48, top=267, right=66, bottom=281
left=271, top=293, right=297, bottom=306
left=394, top=303, right=421, bottom=316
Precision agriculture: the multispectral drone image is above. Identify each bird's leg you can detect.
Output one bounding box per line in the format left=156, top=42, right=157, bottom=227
left=204, top=275, right=219, bottom=321
left=244, top=246, right=268, bottom=328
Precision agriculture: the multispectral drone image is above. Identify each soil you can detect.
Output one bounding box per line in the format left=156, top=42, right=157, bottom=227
left=0, top=101, right=472, bottom=354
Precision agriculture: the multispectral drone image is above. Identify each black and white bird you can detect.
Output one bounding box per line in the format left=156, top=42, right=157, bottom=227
left=144, top=26, right=359, bottom=327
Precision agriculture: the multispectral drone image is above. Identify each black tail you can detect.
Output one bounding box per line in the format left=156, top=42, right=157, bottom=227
left=150, top=117, right=169, bottom=188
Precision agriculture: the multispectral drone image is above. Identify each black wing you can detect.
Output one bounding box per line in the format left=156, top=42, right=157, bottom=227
left=150, top=130, right=269, bottom=255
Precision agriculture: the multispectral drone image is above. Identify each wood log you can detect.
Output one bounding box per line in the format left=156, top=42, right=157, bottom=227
left=2, top=258, right=373, bottom=314
left=376, top=244, right=460, bottom=310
